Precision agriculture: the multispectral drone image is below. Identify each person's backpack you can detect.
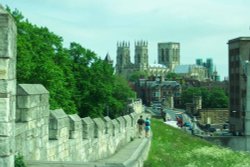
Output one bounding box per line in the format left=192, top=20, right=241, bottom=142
left=145, top=121, right=150, bottom=126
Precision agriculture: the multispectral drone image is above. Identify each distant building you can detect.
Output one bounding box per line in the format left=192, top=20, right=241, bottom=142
left=174, top=64, right=208, bottom=81
left=195, top=58, right=220, bottom=81
left=158, top=42, right=180, bottom=71
left=135, top=78, right=181, bottom=107
left=199, top=108, right=229, bottom=125
left=116, top=41, right=172, bottom=79
left=228, top=37, right=250, bottom=135
left=104, top=53, right=113, bottom=66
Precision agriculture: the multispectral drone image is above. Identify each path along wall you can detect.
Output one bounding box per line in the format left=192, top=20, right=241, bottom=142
left=15, top=84, right=143, bottom=162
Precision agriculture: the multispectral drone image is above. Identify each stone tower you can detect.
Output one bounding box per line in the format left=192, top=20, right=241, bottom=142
left=158, top=42, right=180, bottom=71
left=0, top=5, right=16, bottom=166
left=104, top=52, right=113, bottom=66
left=134, top=41, right=148, bottom=71
left=116, top=41, right=130, bottom=74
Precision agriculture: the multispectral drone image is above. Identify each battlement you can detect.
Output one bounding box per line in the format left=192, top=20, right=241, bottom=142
left=15, top=84, right=144, bottom=162
left=117, top=41, right=130, bottom=48
left=135, top=40, right=148, bottom=47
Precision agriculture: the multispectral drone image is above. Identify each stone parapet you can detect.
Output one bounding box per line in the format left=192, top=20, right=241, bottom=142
left=93, top=118, right=105, bottom=138
left=103, top=116, right=112, bottom=135
left=82, top=117, right=95, bottom=139
left=0, top=5, right=16, bottom=167
left=68, top=114, right=82, bottom=139
left=49, top=109, right=69, bottom=140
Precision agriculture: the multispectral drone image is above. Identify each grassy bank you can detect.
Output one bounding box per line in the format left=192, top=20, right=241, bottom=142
left=144, top=119, right=250, bottom=167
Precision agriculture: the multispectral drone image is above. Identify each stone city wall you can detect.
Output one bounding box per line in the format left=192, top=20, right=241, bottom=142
left=15, top=84, right=143, bottom=162
left=0, top=5, right=16, bottom=167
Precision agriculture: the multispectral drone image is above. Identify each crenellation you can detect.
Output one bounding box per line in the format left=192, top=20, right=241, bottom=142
left=103, top=116, right=112, bottom=135
left=111, top=119, right=120, bottom=136
left=82, top=117, right=95, bottom=140
left=93, top=118, right=105, bottom=138
left=116, top=116, right=126, bottom=133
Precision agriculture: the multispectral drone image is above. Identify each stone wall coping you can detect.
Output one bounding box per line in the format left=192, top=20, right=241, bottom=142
left=68, top=114, right=81, bottom=122
left=103, top=116, right=111, bottom=122
left=17, top=84, right=49, bottom=95
left=93, top=118, right=105, bottom=129
left=82, top=117, right=94, bottom=125
left=50, top=109, right=67, bottom=119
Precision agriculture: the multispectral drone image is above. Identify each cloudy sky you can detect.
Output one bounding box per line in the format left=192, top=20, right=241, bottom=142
left=1, top=0, right=250, bottom=79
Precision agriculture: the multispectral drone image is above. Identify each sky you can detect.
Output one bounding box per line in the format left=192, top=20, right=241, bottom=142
left=1, top=0, right=250, bottom=79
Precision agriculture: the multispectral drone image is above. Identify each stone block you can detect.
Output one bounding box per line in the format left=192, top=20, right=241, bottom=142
left=0, top=122, right=14, bottom=137
left=0, top=155, right=14, bottom=167
left=20, top=107, right=37, bottom=122
left=49, top=109, right=68, bottom=129
left=116, top=117, right=125, bottom=132
left=103, top=116, right=113, bottom=135
left=111, top=119, right=119, bottom=136
left=0, top=11, right=16, bottom=58
left=123, top=115, right=132, bottom=128
left=0, top=136, right=14, bottom=156
left=17, top=84, right=48, bottom=96
left=93, top=118, right=105, bottom=138
left=0, top=97, right=10, bottom=122
left=129, top=112, right=136, bottom=127
left=68, top=114, right=82, bottom=139
left=17, top=94, right=40, bottom=109
left=82, top=117, right=95, bottom=139
left=68, top=114, right=81, bottom=131
left=0, top=58, right=15, bottom=80
left=0, top=79, right=16, bottom=94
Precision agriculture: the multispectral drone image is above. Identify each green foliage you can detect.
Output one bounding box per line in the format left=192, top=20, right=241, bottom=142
left=128, top=71, right=148, bottom=82
left=144, top=119, right=250, bottom=167
left=181, top=87, right=228, bottom=108
left=15, top=154, right=26, bottom=167
left=166, top=72, right=179, bottom=80
left=8, top=8, right=135, bottom=118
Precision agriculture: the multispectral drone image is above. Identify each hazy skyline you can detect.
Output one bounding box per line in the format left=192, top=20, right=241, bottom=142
left=1, top=0, right=250, bottom=79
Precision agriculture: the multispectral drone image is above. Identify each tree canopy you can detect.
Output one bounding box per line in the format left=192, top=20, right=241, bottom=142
left=181, top=87, right=228, bottom=108
left=8, top=7, right=135, bottom=118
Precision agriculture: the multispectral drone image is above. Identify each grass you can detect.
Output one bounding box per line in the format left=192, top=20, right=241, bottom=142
left=144, top=118, right=250, bottom=167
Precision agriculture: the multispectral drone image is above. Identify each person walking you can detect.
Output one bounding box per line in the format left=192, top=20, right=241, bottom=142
left=137, top=115, right=145, bottom=138
left=144, top=117, right=151, bottom=138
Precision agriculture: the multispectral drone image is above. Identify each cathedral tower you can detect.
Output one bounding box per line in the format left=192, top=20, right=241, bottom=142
left=134, top=41, right=148, bottom=71
left=158, top=42, right=180, bottom=71
left=116, top=41, right=131, bottom=74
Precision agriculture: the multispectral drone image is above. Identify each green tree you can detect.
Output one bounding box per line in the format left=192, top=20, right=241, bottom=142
left=128, top=71, right=148, bottom=82
left=181, top=87, right=228, bottom=109
left=8, top=7, right=136, bottom=118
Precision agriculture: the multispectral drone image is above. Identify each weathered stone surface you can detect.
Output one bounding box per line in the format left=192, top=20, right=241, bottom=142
left=103, top=116, right=112, bottom=135
left=129, top=112, right=136, bottom=127
left=82, top=117, right=95, bottom=139
left=17, top=84, right=48, bottom=95
left=123, top=115, right=132, bottom=128
left=49, top=109, right=69, bottom=140
left=93, top=118, right=105, bottom=138
left=0, top=122, right=14, bottom=136
left=111, top=119, right=119, bottom=136
left=0, top=137, right=14, bottom=156
left=0, top=79, right=16, bottom=94
left=0, top=8, right=16, bottom=59
left=68, top=114, right=82, bottom=139
left=116, top=117, right=125, bottom=132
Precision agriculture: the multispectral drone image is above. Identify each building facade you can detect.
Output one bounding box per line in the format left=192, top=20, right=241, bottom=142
left=228, top=37, right=250, bottom=135
left=158, top=42, right=180, bottom=71
left=116, top=41, right=179, bottom=79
